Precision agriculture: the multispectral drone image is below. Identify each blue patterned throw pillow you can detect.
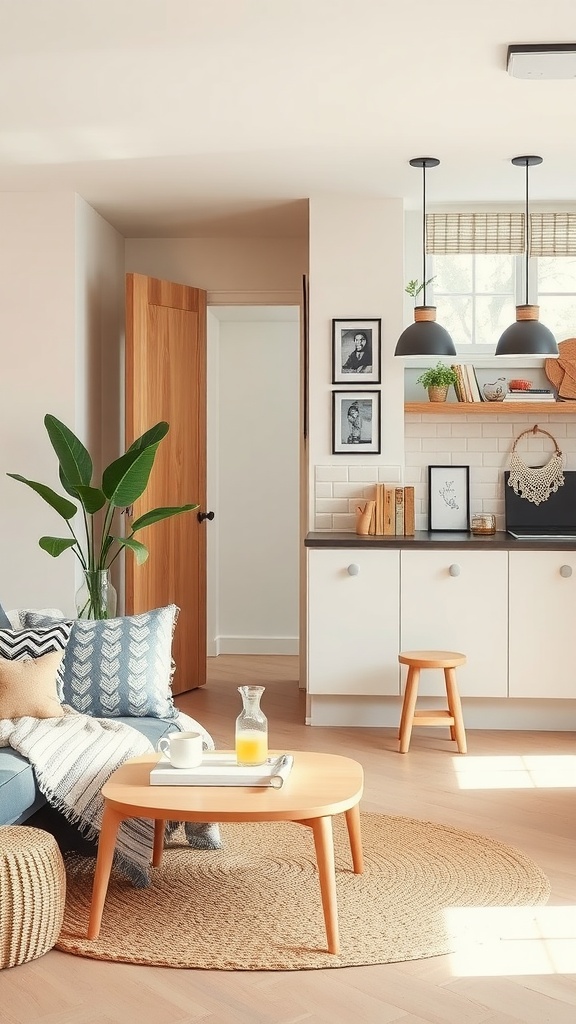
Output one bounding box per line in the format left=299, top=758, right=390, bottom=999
left=25, top=606, right=179, bottom=720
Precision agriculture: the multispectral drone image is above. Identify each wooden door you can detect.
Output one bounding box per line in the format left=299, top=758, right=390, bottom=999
left=125, top=272, right=207, bottom=693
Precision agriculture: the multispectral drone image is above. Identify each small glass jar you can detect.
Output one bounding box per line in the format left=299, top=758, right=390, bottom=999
left=470, top=513, right=496, bottom=536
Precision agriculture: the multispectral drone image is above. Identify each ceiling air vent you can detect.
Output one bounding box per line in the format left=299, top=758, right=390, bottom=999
left=507, top=44, right=576, bottom=79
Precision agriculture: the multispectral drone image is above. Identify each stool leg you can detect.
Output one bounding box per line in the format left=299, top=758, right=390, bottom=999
left=444, top=667, right=467, bottom=754
left=399, top=667, right=420, bottom=753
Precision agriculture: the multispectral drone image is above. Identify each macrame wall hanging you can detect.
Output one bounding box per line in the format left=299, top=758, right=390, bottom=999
left=508, top=425, right=565, bottom=505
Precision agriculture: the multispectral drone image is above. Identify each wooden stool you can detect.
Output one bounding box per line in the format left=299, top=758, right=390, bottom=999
left=398, top=650, right=467, bottom=754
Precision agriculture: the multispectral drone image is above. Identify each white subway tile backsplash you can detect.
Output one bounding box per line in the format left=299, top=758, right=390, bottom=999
left=314, top=514, right=333, bottom=530
left=348, top=466, right=379, bottom=482
left=315, top=482, right=333, bottom=498
left=378, top=466, right=402, bottom=482
left=333, top=513, right=357, bottom=531
left=314, top=415, right=576, bottom=532
left=316, top=498, right=350, bottom=514
left=451, top=422, right=482, bottom=437
left=333, top=482, right=365, bottom=498
left=315, top=466, right=349, bottom=482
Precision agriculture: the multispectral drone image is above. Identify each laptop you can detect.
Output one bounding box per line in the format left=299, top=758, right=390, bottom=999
left=504, top=470, right=576, bottom=539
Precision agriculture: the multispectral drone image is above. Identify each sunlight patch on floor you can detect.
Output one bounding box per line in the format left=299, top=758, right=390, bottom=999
left=451, top=754, right=576, bottom=789
left=444, top=905, right=576, bottom=975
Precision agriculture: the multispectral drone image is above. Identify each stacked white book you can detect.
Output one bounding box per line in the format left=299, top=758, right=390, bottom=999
left=150, top=752, right=294, bottom=788
left=503, top=389, right=556, bottom=402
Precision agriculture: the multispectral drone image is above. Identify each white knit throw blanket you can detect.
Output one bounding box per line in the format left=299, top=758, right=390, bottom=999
left=0, top=708, right=221, bottom=886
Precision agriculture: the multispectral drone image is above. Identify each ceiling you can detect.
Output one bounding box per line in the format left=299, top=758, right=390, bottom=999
left=2, top=0, right=576, bottom=238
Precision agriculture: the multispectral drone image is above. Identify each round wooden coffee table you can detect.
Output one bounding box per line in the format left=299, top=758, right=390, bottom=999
left=87, top=750, right=364, bottom=954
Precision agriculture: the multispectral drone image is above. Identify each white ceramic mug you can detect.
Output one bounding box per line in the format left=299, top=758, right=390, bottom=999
left=157, top=731, right=203, bottom=769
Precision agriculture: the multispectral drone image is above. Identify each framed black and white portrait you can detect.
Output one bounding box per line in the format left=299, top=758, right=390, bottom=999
left=332, top=391, right=381, bottom=455
left=428, top=465, right=470, bottom=532
left=332, top=318, right=381, bottom=384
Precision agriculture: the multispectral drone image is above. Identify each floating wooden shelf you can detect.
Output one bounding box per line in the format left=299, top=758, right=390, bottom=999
left=405, top=402, right=576, bottom=415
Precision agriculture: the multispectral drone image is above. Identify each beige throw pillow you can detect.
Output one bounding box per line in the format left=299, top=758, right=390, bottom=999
left=0, top=651, right=65, bottom=720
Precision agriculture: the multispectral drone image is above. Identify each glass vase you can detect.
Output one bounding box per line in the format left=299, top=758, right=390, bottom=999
left=75, top=569, right=117, bottom=620
left=235, top=685, right=268, bottom=765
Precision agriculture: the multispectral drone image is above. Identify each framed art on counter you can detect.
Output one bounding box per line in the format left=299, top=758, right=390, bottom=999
left=332, top=391, right=381, bottom=454
left=332, top=318, right=381, bottom=384
left=428, top=465, right=470, bottom=531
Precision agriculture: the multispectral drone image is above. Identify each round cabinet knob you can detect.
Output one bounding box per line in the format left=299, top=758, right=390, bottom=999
left=560, top=564, right=573, bottom=578
left=448, top=564, right=461, bottom=577
left=347, top=563, right=360, bottom=576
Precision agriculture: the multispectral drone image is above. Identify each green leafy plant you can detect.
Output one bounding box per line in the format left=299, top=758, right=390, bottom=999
left=416, top=362, right=458, bottom=390
left=405, top=277, right=436, bottom=302
left=7, top=414, right=198, bottom=575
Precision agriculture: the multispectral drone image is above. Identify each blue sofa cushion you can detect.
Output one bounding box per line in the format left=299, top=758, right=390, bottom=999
left=26, top=606, right=179, bottom=720
left=0, top=603, right=12, bottom=628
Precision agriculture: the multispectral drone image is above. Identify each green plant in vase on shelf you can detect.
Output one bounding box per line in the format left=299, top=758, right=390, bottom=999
left=416, top=362, right=458, bottom=403
left=7, top=415, right=198, bottom=619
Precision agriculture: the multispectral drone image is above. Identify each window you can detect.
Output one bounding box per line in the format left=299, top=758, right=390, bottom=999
left=423, top=212, right=576, bottom=349
left=429, top=254, right=576, bottom=348
left=431, top=254, right=516, bottom=347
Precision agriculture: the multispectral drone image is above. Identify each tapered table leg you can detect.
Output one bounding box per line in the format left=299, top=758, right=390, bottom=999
left=87, top=804, right=123, bottom=939
left=344, top=802, right=364, bottom=873
left=152, top=818, right=165, bottom=867
left=311, top=815, right=339, bottom=954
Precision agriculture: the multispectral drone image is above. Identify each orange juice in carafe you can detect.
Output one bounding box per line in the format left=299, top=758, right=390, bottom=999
left=235, top=730, right=268, bottom=766
left=235, top=685, right=268, bottom=765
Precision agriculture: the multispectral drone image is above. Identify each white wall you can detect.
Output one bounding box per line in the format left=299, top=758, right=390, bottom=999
left=214, top=314, right=299, bottom=654
left=0, top=192, right=124, bottom=614
left=307, top=196, right=406, bottom=527
left=125, top=237, right=306, bottom=294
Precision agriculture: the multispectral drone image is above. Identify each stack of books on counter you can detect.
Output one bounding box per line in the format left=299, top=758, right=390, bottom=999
left=150, top=751, right=294, bottom=788
left=503, top=388, right=556, bottom=402
left=359, top=484, right=415, bottom=536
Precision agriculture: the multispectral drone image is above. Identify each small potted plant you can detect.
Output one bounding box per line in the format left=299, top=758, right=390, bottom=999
left=416, top=362, right=458, bottom=403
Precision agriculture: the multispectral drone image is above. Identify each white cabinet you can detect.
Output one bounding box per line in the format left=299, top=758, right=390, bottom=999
left=509, top=551, right=576, bottom=698
left=400, top=549, right=508, bottom=697
left=307, top=549, right=400, bottom=695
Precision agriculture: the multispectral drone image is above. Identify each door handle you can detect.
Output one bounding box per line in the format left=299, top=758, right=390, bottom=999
left=197, top=510, right=215, bottom=523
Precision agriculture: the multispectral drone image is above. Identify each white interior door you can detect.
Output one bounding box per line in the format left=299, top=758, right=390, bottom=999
left=206, top=306, right=300, bottom=657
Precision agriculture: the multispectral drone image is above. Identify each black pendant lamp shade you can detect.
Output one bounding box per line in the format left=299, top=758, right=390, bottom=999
left=395, top=157, right=456, bottom=357
left=495, top=156, right=558, bottom=357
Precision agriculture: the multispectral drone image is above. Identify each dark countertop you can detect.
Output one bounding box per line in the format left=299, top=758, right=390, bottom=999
left=305, top=531, right=576, bottom=550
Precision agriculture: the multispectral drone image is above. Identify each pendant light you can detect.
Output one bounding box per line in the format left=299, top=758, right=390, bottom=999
left=495, top=156, right=558, bottom=356
left=395, top=157, right=456, bottom=357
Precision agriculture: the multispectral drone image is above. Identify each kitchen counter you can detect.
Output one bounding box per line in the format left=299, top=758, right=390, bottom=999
left=305, top=530, right=576, bottom=550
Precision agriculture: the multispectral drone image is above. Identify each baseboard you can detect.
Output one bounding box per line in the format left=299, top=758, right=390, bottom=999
left=212, top=636, right=299, bottom=656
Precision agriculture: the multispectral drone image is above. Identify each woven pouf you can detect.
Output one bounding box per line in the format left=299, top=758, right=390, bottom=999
left=0, top=825, right=66, bottom=969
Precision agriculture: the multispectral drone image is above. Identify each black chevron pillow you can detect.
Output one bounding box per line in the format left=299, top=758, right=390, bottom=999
left=0, top=623, right=73, bottom=662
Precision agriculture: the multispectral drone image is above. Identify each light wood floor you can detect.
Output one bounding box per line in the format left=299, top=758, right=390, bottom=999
left=2, top=655, right=576, bottom=1024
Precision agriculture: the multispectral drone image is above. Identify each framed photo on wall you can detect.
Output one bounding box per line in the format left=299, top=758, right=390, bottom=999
left=332, top=390, right=381, bottom=454
left=332, top=318, right=381, bottom=384
left=428, top=465, right=470, bottom=532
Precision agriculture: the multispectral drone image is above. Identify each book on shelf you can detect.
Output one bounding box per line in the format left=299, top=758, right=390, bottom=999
left=503, top=392, right=556, bottom=401
left=403, top=485, right=415, bottom=535
left=383, top=485, right=395, bottom=535
left=375, top=483, right=384, bottom=535
left=508, top=388, right=553, bottom=394
left=394, top=487, right=404, bottom=535
left=465, top=365, right=483, bottom=402
left=150, top=752, right=295, bottom=788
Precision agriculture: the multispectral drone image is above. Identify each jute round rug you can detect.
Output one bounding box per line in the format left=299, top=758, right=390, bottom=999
left=55, top=813, right=550, bottom=970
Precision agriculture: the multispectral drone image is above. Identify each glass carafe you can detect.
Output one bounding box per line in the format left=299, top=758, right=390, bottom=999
left=235, top=685, right=268, bottom=765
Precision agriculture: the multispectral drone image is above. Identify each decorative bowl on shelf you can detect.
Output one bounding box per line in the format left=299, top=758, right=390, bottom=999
left=482, top=378, right=507, bottom=402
